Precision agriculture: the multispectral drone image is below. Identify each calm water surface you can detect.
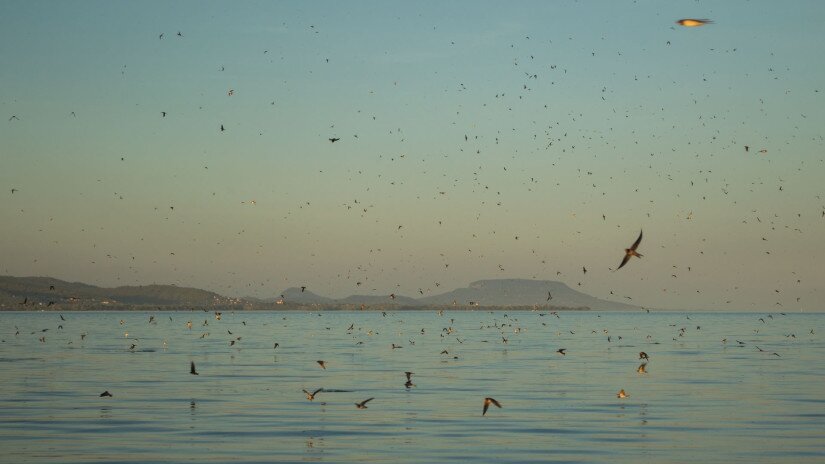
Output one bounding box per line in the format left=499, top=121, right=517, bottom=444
left=1, top=310, right=823, bottom=463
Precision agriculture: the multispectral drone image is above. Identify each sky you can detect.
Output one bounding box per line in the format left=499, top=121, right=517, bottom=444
left=2, top=0, right=824, bottom=310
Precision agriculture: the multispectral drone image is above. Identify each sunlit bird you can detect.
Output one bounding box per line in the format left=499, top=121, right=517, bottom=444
left=303, top=388, right=323, bottom=401
left=676, top=19, right=713, bottom=27
left=483, top=397, right=502, bottom=416
left=617, top=389, right=629, bottom=398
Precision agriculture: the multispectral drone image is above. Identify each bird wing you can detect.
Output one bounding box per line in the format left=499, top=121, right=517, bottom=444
left=617, top=253, right=632, bottom=270
left=313, top=388, right=324, bottom=396
left=362, top=397, right=374, bottom=405
left=630, top=230, right=643, bottom=251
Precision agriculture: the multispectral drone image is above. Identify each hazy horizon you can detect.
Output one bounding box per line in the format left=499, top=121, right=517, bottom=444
left=2, top=1, right=824, bottom=311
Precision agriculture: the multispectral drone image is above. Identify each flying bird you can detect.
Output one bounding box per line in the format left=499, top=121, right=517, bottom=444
left=404, top=371, right=415, bottom=388
left=355, top=398, right=374, bottom=409
left=556, top=348, right=567, bottom=355
left=617, top=230, right=643, bottom=270
left=190, top=361, right=199, bottom=375
left=329, top=137, right=340, bottom=143
left=617, top=389, right=629, bottom=398
left=639, top=351, right=649, bottom=360
left=482, top=397, right=502, bottom=416
left=303, top=388, right=323, bottom=401
left=100, top=391, right=113, bottom=397
left=676, top=19, right=713, bottom=27
left=317, top=360, right=326, bottom=369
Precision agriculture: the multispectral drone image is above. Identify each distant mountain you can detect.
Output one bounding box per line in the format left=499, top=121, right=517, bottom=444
left=1, top=275, right=640, bottom=311
left=277, top=278, right=639, bottom=310
left=417, top=279, right=639, bottom=310
left=0, top=276, right=234, bottom=308
left=336, top=294, right=420, bottom=306
left=279, top=287, right=419, bottom=306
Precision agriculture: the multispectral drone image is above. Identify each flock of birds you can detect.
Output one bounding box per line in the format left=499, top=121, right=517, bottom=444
left=21, top=297, right=803, bottom=417
left=4, top=12, right=820, bottom=315
left=83, top=314, right=658, bottom=414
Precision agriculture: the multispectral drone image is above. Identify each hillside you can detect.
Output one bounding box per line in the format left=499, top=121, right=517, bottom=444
left=417, top=279, right=639, bottom=310
left=1, top=276, right=641, bottom=311
left=0, top=276, right=233, bottom=308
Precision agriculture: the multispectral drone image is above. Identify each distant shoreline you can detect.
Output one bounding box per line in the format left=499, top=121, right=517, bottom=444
left=0, top=303, right=592, bottom=312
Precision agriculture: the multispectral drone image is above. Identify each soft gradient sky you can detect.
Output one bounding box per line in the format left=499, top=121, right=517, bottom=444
left=2, top=0, right=824, bottom=310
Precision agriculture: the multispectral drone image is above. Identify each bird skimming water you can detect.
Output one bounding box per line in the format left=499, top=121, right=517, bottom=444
left=482, top=397, right=501, bottom=416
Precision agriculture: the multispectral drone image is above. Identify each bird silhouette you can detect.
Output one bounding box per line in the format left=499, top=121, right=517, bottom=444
left=355, top=398, right=374, bottom=409
left=190, top=361, right=199, bottom=375
left=617, top=230, right=643, bottom=270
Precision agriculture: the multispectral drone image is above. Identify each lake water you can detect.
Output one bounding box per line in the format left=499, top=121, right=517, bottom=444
left=1, top=310, right=823, bottom=463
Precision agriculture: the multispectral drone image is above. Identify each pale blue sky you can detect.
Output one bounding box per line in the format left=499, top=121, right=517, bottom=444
left=2, top=0, right=824, bottom=310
